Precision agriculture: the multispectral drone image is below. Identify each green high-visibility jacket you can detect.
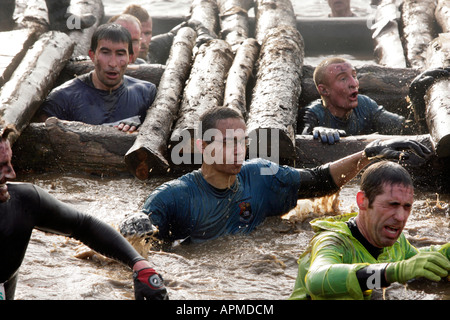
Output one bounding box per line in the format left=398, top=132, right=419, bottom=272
left=289, top=213, right=447, bottom=300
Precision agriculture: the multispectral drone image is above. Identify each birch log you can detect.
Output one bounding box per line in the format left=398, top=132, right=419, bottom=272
left=14, top=0, right=49, bottom=34
left=371, top=0, right=406, bottom=68
left=424, top=33, right=450, bottom=158
left=254, top=0, right=297, bottom=44
left=189, top=0, right=220, bottom=39
left=223, top=38, right=259, bottom=118
left=0, top=31, right=74, bottom=140
left=124, top=27, right=197, bottom=180
left=435, top=0, right=450, bottom=32
left=170, top=39, right=234, bottom=160
left=67, top=0, right=104, bottom=57
left=247, top=26, right=304, bottom=160
left=0, top=29, right=38, bottom=87
left=401, top=0, right=437, bottom=69
left=217, top=0, right=254, bottom=51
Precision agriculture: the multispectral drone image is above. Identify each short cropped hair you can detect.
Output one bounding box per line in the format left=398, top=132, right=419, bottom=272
left=360, top=161, right=414, bottom=207
left=313, top=57, right=348, bottom=89
left=90, top=23, right=134, bottom=55
left=198, top=107, right=244, bottom=140
left=123, top=4, right=151, bottom=23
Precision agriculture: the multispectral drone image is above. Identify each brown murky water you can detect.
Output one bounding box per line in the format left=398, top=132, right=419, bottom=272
left=13, top=172, right=449, bottom=300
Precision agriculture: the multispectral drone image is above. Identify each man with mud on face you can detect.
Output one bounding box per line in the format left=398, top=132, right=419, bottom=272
left=0, top=126, right=168, bottom=300
left=38, top=23, right=157, bottom=133
left=119, top=106, right=432, bottom=250
left=290, top=161, right=450, bottom=300
left=299, top=57, right=405, bottom=144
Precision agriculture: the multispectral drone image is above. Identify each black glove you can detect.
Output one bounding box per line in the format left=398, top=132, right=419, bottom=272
left=409, top=67, right=450, bottom=118
left=119, top=213, right=156, bottom=238
left=312, top=127, right=347, bottom=145
left=364, top=138, right=432, bottom=161
left=134, top=268, right=169, bottom=300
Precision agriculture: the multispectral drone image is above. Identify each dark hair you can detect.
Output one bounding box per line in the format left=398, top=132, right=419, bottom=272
left=198, top=107, right=244, bottom=139
left=90, top=23, right=134, bottom=55
left=1, top=125, right=18, bottom=143
left=360, top=161, right=413, bottom=207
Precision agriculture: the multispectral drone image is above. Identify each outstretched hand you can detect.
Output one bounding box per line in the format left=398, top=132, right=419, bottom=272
left=311, top=127, right=347, bottom=145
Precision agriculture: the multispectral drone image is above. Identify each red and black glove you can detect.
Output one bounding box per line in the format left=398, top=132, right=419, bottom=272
left=133, top=268, right=169, bottom=300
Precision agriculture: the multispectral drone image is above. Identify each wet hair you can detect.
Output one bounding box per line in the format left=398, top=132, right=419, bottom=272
left=197, top=107, right=244, bottom=140
left=313, top=57, right=348, bottom=88
left=360, top=161, right=414, bottom=207
left=123, top=4, right=151, bottom=23
left=90, top=23, right=134, bottom=55
left=0, top=125, right=18, bottom=143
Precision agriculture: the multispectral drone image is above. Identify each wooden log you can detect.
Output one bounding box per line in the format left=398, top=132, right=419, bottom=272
left=67, top=0, right=104, bottom=57
left=223, top=38, right=259, bottom=118
left=425, top=79, right=450, bottom=158
left=14, top=0, right=49, bottom=35
left=13, top=122, right=449, bottom=192
left=55, top=59, right=166, bottom=88
left=189, top=0, right=220, bottom=39
left=435, top=0, right=450, bottom=32
left=371, top=0, right=406, bottom=68
left=124, top=27, right=197, bottom=180
left=169, top=39, right=234, bottom=159
left=247, top=26, right=304, bottom=160
left=0, top=29, right=39, bottom=87
left=217, top=0, right=254, bottom=52
left=254, top=0, right=297, bottom=44
left=421, top=33, right=450, bottom=158
left=401, top=0, right=438, bottom=69
left=425, top=33, right=450, bottom=69
left=0, top=31, right=74, bottom=139
left=12, top=117, right=135, bottom=175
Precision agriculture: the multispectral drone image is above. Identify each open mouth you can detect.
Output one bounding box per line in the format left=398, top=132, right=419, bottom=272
left=349, top=91, right=358, bottom=100
left=384, top=225, right=401, bottom=238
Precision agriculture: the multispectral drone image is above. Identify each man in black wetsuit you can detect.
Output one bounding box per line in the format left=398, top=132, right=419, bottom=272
left=0, top=126, right=167, bottom=300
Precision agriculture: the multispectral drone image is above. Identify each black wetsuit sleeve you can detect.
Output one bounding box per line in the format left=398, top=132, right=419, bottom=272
left=33, top=185, right=144, bottom=268
left=297, top=164, right=340, bottom=198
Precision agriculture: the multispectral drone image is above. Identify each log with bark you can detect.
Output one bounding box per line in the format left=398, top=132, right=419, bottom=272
left=425, top=33, right=450, bottom=69
left=247, top=26, right=304, bottom=160
left=217, top=0, right=254, bottom=52
left=0, top=31, right=74, bottom=140
left=254, top=0, right=297, bottom=44
left=371, top=0, right=406, bottom=68
left=55, top=58, right=166, bottom=88
left=0, top=29, right=39, bottom=87
left=124, top=27, right=197, bottom=180
left=401, top=0, right=438, bottom=69
left=67, top=0, right=104, bottom=57
left=189, top=0, right=220, bottom=39
left=13, top=122, right=450, bottom=192
left=223, top=38, right=259, bottom=118
left=13, top=117, right=135, bottom=175
left=435, top=0, right=450, bottom=33
left=14, top=0, right=49, bottom=35
left=169, top=39, right=234, bottom=161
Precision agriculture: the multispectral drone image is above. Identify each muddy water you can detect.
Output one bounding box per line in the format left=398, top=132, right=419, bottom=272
left=14, top=172, right=449, bottom=300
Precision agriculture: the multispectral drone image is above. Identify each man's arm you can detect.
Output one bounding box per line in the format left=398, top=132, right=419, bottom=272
left=33, top=185, right=168, bottom=299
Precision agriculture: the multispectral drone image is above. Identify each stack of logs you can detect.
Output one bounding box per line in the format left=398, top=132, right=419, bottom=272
left=373, top=0, right=450, bottom=158
left=6, top=0, right=450, bottom=191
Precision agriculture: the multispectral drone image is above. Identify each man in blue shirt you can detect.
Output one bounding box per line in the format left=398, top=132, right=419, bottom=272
left=40, top=23, right=156, bottom=133
left=119, top=107, right=431, bottom=246
left=299, top=57, right=405, bottom=144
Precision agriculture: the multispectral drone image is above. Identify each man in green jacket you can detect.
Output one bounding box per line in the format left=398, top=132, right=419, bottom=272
left=289, top=161, right=450, bottom=300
